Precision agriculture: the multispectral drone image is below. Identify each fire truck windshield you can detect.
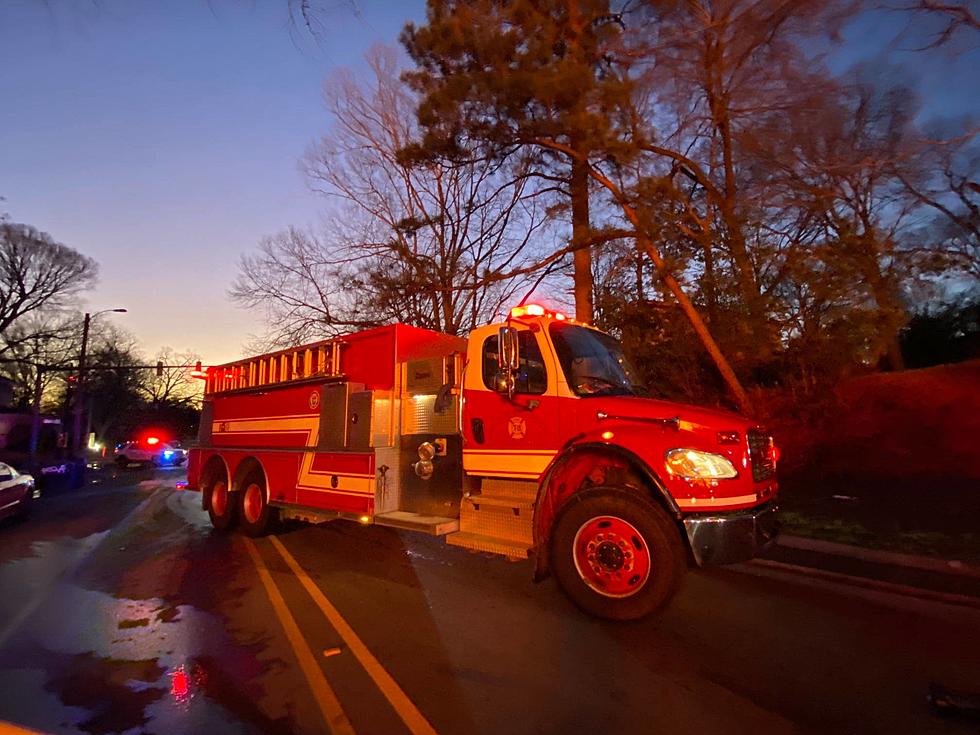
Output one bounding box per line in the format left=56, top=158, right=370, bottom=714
left=549, top=322, right=647, bottom=397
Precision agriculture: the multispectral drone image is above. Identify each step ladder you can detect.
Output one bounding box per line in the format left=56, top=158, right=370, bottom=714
left=374, top=511, right=459, bottom=536
left=445, top=479, right=537, bottom=560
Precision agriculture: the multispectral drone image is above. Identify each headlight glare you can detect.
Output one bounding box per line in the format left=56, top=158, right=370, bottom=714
left=665, top=449, right=738, bottom=479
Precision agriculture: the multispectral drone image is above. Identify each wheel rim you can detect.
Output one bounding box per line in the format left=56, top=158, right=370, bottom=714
left=572, top=515, right=651, bottom=598
left=243, top=483, right=264, bottom=524
left=211, top=480, right=228, bottom=517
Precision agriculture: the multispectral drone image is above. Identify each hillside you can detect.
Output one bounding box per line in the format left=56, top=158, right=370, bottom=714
left=773, top=360, right=980, bottom=552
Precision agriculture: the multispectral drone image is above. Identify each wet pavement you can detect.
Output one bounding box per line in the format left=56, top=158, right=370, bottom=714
left=0, top=468, right=978, bottom=734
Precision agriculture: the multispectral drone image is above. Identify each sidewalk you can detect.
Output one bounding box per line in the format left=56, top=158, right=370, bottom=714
left=757, top=534, right=980, bottom=602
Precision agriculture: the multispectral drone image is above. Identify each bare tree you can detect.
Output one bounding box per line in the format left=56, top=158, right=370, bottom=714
left=143, top=347, right=203, bottom=407
left=233, top=47, right=551, bottom=346
left=0, top=222, right=97, bottom=355
left=896, top=0, right=980, bottom=47
left=899, top=134, right=980, bottom=282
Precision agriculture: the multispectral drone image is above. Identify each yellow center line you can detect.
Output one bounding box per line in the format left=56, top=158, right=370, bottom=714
left=269, top=536, right=439, bottom=735
left=243, top=538, right=355, bottom=735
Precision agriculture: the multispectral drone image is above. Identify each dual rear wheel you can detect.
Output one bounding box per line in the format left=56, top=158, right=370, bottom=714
left=205, top=470, right=278, bottom=536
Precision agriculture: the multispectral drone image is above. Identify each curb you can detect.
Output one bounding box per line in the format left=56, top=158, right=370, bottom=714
left=743, top=559, right=980, bottom=610
left=776, top=535, right=980, bottom=579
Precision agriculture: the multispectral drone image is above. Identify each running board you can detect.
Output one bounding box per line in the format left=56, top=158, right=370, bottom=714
left=445, top=531, right=532, bottom=560
left=373, top=511, right=459, bottom=536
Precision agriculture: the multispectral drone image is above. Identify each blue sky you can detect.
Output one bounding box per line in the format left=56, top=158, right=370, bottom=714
left=0, top=0, right=426, bottom=363
left=0, top=1, right=976, bottom=365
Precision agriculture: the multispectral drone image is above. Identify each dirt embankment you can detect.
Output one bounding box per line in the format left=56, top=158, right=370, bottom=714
left=770, top=360, right=980, bottom=539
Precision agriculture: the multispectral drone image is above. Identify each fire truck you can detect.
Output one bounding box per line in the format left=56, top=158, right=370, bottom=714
left=186, top=304, right=778, bottom=620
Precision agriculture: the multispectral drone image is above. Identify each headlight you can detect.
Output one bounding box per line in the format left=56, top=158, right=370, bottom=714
left=665, top=449, right=738, bottom=479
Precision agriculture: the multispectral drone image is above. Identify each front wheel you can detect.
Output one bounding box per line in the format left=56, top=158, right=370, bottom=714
left=550, top=487, right=686, bottom=621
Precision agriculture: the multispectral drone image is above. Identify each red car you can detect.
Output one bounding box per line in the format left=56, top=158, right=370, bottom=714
left=0, top=462, right=37, bottom=522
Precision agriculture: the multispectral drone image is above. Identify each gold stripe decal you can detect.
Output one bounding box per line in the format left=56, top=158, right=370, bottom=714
left=213, top=415, right=373, bottom=496
left=462, top=449, right=555, bottom=478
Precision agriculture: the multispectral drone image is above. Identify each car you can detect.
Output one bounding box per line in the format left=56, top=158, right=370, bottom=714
left=0, top=461, right=37, bottom=522
left=114, top=438, right=188, bottom=467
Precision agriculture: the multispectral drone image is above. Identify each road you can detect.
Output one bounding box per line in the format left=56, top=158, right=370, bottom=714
left=0, top=469, right=978, bottom=735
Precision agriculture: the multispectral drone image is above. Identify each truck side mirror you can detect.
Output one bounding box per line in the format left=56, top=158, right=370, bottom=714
left=496, top=327, right=519, bottom=399
left=498, top=327, right=519, bottom=371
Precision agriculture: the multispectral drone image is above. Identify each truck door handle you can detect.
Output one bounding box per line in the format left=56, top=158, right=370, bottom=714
left=471, top=418, right=485, bottom=444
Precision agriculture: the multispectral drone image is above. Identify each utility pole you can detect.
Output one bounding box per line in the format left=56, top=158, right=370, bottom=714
left=29, top=366, right=43, bottom=469
left=71, top=308, right=127, bottom=454
left=70, top=312, right=90, bottom=455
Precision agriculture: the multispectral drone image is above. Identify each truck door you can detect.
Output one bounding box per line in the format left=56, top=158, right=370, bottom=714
left=461, top=325, right=562, bottom=480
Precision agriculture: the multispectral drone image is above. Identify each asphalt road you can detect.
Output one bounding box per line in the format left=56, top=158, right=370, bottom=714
left=0, top=469, right=978, bottom=735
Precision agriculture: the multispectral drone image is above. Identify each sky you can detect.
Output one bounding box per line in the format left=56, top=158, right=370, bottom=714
left=0, top=0, right=426, bottom=365
left=0, top=0, right=977, bottom=366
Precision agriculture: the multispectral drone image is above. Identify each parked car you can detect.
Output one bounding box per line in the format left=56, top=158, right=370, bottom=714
left=114, top=438, right=187, bottom=467
left=0, top=461, right=37, bottom=521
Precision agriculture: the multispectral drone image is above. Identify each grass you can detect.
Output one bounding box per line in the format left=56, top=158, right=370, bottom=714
left=765, top=361, right=980, bottom=564
left=779, top=510, right=980, bottom=564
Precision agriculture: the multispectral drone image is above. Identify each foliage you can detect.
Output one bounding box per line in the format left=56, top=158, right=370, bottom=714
left=900, top=292, right=980, bottom=368
left=238, top=1, right=979, bottom=412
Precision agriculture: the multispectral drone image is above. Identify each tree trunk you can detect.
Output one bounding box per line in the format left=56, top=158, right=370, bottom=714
left=702, top=21, right=768, bottom=355
left=638, top=238, right=753, bottom=415
left=570, top=154, right=594, bottom=323
left=701, top=237, right=719, bottom=324
left=862, top=256, right=906, bottom=371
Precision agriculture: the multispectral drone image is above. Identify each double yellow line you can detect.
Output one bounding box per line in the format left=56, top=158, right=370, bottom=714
left=245, top=537, right=438, bottom=735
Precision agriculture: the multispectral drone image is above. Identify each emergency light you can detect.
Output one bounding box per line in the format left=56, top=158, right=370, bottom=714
left=509, top=303, right=566, bottom=320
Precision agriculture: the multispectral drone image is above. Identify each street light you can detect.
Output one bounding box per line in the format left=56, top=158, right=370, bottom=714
left=72, top=308, right=127, bottom=454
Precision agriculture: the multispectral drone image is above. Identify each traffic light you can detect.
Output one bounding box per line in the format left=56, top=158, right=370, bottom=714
left=156, top=361, right=164, bottom=377
left=190, top=361, right=207, bottom=380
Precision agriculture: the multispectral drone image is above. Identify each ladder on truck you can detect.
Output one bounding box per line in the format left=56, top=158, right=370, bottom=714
left=205, top=339, right=344, bottom=394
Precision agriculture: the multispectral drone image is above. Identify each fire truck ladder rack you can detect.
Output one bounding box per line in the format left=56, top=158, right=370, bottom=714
left=207, top=339, right=344, bottom=395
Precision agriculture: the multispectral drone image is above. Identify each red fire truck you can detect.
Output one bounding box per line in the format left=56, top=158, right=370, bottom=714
left=187, top=304, right=778, bottom=620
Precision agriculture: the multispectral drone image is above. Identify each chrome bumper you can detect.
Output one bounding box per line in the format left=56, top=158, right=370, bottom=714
left=682, top=502, right=779, bottom=566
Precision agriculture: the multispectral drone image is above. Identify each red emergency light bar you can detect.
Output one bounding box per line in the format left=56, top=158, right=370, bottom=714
left=509, top=304, right=567, bottom=320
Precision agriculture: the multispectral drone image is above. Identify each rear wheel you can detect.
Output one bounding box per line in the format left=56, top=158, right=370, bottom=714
left=206, top=474, right=236, bottom=531
left=239, top=471, right=278, bottom=537
left=550, top=486, right=686, bottom=621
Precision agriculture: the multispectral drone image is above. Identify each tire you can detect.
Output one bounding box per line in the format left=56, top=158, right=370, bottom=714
left=549, top=486, right=686, bottom=621
left=238, top=470, right=278, bottom=537
left=18, top=484, right=35, bottom=520
left=205, top=473, right=236, bottom=531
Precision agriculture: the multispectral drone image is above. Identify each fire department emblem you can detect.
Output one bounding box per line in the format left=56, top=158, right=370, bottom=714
left=309, top=391, right=320, bottom=410
left=508, top=417, right=526, bottom=440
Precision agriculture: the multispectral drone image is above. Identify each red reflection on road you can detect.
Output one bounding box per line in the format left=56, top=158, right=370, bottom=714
left=170, top=666, right=190, bottom=702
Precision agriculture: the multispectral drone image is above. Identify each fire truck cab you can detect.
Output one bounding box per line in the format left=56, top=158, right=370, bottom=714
left=188, top=306, right=778, bottom=620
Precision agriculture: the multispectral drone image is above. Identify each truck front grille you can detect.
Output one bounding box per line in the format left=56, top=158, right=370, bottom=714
left=747, top=430, right=775, bottom=482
